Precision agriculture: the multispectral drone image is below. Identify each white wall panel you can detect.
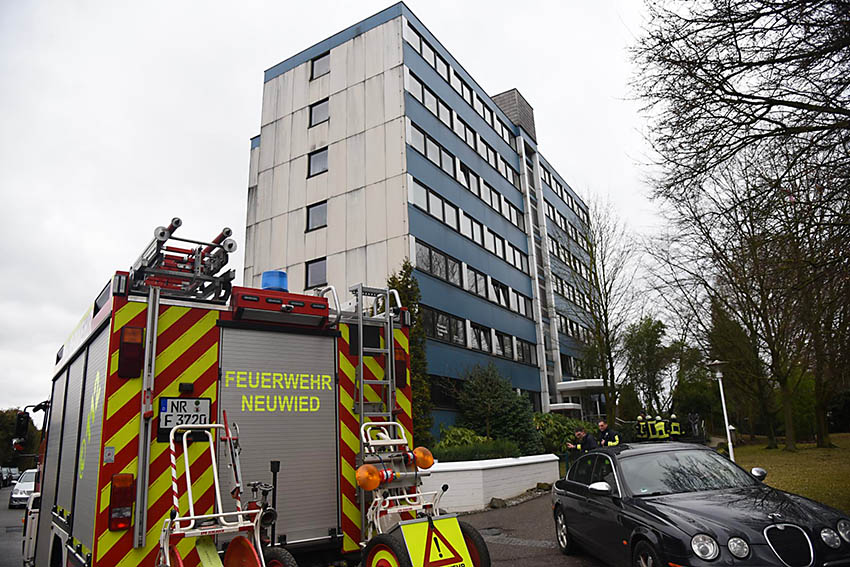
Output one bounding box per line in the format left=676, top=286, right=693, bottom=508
left=288, top=156, right=307, bottom=212
left=286, top=210, right=305, bottom=266
left=365, top=180, right=387, bottom=245
left=346, top=34, right=365, bottom=87
left=328, top=140, right=347, bottom=197
left=274, top=115, right=292, bottom=167
left=256, top=169, right=274, bottom=222
left=258, top=123, right=276, bottom=173
left=346, top=246, right=366, bottom=290
left=385, top=117, right=406, bottom=179
left=306, top=167, right=329, bottom=205
left=385, top=173, right=408, bottom=239
left=328, top=92, right=347, bottom=144
left=271, top=163, right=290, bottom=218
left=363, top=24, right=385, bottom=80
left=329, top=43, right=348, bottom=95
left=287, top=263, right=305, bottom=293
left=384, top=17, right=403, bottom=69
left=345, top=187, right=366, bottom=249
left=308, top=72, right=329, bottom=105
left=364, top=125, right=386, bottom=186
left=386, top=235, right=408, bottom=274
left=276, top=72, right=294, bottom=120
left=364, top=74, right=385, bottom=131
left=290, top=108, right=309, bottom=160
left=291, top=62, right=309, bottom=113
left=246, top=186, right=258, bottom=227
left=346, top=132, right=365, bottom=190
left=244, top=224, right=255, bottom=269
left=346, top=82, right=365, bottom=137
left=307, top=120, right=329, bottom=155
left=366, top=241, right=388, bottom=287
left=304, top=225, right=327, bottom=260
left=261, top=78, right=279, bottom=127
left=249, top=148, right=260, bottom=187
left=270, top=214, right=288, bottom=270
left=327, top=251, right=346, bottom=291
left=254, top=219, right=272, bottom=274
left=326, top=195, right=348, bottom=255
left=383, top=66, right=404, bottom=122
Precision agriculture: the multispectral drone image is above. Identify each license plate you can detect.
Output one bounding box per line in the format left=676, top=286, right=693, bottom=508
left=158, top=397, right=211, bottom=432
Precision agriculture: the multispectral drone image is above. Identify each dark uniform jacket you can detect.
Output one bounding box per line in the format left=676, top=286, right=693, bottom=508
left=599, top=428, right=620, bottom=447
left=576, top=433, right=598, bottom=454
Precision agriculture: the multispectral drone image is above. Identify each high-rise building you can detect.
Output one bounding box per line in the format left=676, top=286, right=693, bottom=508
left=245, top=3, right=603, bottom=436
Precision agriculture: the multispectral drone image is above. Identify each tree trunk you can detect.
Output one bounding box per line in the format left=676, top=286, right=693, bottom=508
left=812, top=324, right=832, bottom=448
left=605, top=348, right=617, bottom=424
left=781, top=383, right=796, bottom=451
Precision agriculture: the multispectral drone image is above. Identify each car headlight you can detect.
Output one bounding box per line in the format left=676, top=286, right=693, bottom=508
left=691, top=534, right=720, bottom=560
left=728, top=537, right=750, bottom=559
left=821, top=528, right=842, bottom=549
left=838, top=520, right=850, bottom=543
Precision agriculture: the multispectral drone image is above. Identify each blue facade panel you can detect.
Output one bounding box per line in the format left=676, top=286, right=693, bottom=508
left=425, top=338, right=541, bottom=391
left=430, top=409, right=458, bottom=440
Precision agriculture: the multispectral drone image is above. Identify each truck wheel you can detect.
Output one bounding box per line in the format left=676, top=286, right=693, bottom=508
left=362, top=533, right=412, bottom=567
left=458, top=521, right=491, bottom=567
left=263, top=546, right=298, bottom=567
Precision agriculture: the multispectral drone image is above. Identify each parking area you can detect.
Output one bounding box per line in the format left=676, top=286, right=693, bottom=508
left=463, top=495, right=604, bottom=567
left=0, top=487, right=23, bottom=567
left=0, top=488, right=603, bottom=567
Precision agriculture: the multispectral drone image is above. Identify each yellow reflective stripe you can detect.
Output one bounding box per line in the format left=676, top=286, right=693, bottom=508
left=154, top=311, right=218, bottom=373
left=396, top=388, right=411, bottom=415
left=364, top=356, right=384, bottom=380
left=340, top=323, right=349, bottom=344
left=103, top=415, right=140, bottom=462
left=156, top=306, right=190, bottom=336
left=106, top=378, right=141, bottom=421
left=113, top=302, right=146, bottom=333
left=394, top=328, right=409, bottom=353
left=339, top=354, right=355, bottom=380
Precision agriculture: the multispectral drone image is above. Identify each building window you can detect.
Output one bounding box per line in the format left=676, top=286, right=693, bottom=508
left=415, top=241, right=461, bottom=287
left=421, top=305, right=466, bottom=346
left=309, top=99, right=329, bottom=127
left=311, top=52, right=330, bottom=79
left=516, top=339, right=538, bottom=366
left=465, top=266, right=487, bottom=298
left=305, top=258, right=327, bottom=288
left=306, top=201, right=327, bottom=231
left=494, top=331, right=513, bottom=359
left=308, top=148, right=328, bottom=177
left=470, top=324, right=491, bottom=353
left=490, top=279, right=510, bottom=308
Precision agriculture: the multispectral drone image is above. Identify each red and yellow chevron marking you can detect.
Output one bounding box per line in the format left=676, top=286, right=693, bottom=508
left=337, top=323, right=412, bottom=554
left=93, top=297, right=220, bottom=567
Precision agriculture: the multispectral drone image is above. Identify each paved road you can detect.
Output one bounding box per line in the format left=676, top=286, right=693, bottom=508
left=0, top=487, right=603, bottom=567
left=463, top=494, right=605, bottom=567
left=0, top=487, right=24, bottom=567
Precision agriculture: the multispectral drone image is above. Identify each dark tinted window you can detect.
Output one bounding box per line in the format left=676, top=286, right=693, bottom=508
left=620, top=449, right=757, bottom=497
left=305, top=258, right=327, bottom=288
left=568, top=455, right=595, bottom=485
left=308, top=148, right=328, bottom=176
left=591, top=456, right=617, bottom=493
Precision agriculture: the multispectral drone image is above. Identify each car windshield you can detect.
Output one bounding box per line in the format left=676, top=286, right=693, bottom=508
left=620, top=449, right=756, bottom=497
left=18, top=471, right=35, bottom=484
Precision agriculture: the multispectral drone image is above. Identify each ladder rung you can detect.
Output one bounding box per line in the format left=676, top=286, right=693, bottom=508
left=365, top=438, right=407, bottom=447
left=363, top=379, right=391, bottom=385
left=363, top=347, right=390, bottom=355
left=352, top=286, right=389, bottom=297
left=364, top=412, right=392, bottom=418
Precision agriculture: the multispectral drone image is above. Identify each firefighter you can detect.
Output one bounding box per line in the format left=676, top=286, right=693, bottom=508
left=598, top=419, right=620, bottom=447
left=566, top=426, right=597, bottom=454
left=669, top=413, right=682, bottom=440
left=646, top=413, right=658, bottom=440
left=655, top=415, right=669, bottom=441
left=635, top=414, right=647, bottom=441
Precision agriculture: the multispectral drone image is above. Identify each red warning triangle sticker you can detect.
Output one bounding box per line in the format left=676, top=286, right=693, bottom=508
left=422, top=522, right=464, bottom=567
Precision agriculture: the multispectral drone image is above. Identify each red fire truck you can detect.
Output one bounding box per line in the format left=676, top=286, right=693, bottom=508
left=18, top=218, right=488, bottom=567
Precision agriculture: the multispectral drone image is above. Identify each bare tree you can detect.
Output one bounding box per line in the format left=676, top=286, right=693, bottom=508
left=633, top=0, right=850, bottom=202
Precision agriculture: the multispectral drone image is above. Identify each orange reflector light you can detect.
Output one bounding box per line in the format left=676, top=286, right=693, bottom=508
left=109, top=473, right=135, bottom=530
left=356, top=464, right=381, bottom=491
left=413, top=446, right=434, bottom=469
left=117, top=326, right=145, bottom=378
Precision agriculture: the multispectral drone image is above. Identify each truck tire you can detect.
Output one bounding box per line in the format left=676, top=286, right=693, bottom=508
left=361, top=532, right=412, bottom=567
left=263, top=546, right=298, bottom=567
left=459, top=521, right=491, bottom=567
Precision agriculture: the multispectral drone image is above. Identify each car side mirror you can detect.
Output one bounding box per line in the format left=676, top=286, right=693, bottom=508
left=751, top=467, right=767, bottom=481
left=11, top=480, right=17, bottom=486
left=588, top=481, right=612, bottom=496
left=554, top=479, right=568, bottom=491
left=14, top=412, right=29, bottom=438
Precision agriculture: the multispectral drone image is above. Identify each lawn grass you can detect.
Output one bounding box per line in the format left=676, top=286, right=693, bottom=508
left=734, top=432, right=850, bottom=513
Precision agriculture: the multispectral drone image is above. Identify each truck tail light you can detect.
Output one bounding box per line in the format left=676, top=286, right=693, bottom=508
left=109, top=473, right=135, bottom=530
left=117, top=327, right=144, bottom=378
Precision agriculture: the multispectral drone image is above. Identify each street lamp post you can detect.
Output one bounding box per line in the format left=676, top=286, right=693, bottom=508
left=707, top=360, right=735, bottom=462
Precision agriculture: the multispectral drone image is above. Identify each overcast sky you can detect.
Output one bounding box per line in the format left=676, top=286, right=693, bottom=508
left=0, top=1, right=655, bottom=410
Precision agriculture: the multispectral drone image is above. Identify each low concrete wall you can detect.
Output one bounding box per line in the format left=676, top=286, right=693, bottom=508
left=420, top=454, right=560, bottom=513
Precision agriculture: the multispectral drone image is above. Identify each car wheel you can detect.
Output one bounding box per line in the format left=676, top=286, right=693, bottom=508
left=633, top=540, right=662, bottom=567
left=554, top=507, right=576, bottom=555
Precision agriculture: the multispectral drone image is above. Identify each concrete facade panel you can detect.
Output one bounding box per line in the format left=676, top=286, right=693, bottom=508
left=385, top=172, right=408, bottom=239
left=365, top=180, right=387, bottom=245
left=291, top=63, right=309, bottom=113
left=271, top=163, right=290, bottom=218
left=384, top=16, right=403, bottom=69
left=254, top=219, right=272, bottom=276
left=246, top=185, right=257, bottom=227
left=249, top=147, right=260, bottom=188
left=345, top=187, right=366, bottom=249
left=328, top=140, right=347, bottom=196
left=345, top=82, right=365, bottom=138
left=269, top=214, right=288, bottom=270
left=363, top=23, right=385, bottom=80
left=383, top=66, right=404, bottom=123
left=306, top=167, right=329, bottom=205
left=346, top=33, right=365, bottom=87
left=256, top=169, right=273, bottom=223
left=385, top=117, right=406, bottom=180
left=287, top=156, right=307, bottom=212
left=286, top=210, right=305, bottom=266
left=274, top=115, right=292, bottom=168
left=261, top=78, right=278, bottom=127
left=346, top=132, right=366, bottom=190
left=364, top=125, right=386, bottom=186
left=308, top=72, right=329, bottom=106
left=366, top=240, right=388, bottom=287
left=307, top=120, right=329, bottom=155
left=364, top=74, right=385, bottom=131
left=329, top=42, right=348, bottom=95
left=327, top=251, right=346, bottom=291
left=258, top=123, right=276, bottom=173
left=386, top=234, right=409, bottom=274
left=276, top=72, right=294, bottom=120
left=326, top=195, right=348, bottom=255
left=346, top=246, right=366, bottom=291
left=290, top=108, right=309, bottom=160
left=286, top=263, right=305, bottom=293
left=244, top=224, right=255, bottom=272
left=328, top=92, right=347, bottom=144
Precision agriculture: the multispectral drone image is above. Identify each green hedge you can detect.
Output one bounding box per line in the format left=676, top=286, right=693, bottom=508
left=533, top=413, right=595, bottom=454
left=432, top=439, right=521, bottom=462
left=435, top=426, right=489, bottom=448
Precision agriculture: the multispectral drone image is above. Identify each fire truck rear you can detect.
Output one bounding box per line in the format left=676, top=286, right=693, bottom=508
left=18, top=218, right=489, bottom=567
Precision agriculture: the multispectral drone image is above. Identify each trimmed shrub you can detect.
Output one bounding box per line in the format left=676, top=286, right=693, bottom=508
left=436, top=426, right=489, bottom=448
left=432, top=439, right=521, bottom=462
left=532, top=413, right=595, bottom=454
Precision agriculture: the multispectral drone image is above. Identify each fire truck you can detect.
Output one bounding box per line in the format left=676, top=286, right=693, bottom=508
left=18, top=218, right=489, bottom=567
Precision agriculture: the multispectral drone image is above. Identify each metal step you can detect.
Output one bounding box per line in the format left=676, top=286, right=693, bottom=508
left=363, top=379, right=391, bottom=385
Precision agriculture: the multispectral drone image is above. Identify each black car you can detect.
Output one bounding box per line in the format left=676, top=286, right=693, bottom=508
left=551, top=442, right=850, bottom=566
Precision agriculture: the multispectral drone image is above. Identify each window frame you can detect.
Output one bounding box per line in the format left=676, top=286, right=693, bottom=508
left=306, top=201, right=328, bottom=232
left=309, top=98, right=330, bottom=127
left=310, top=52, right=330, bottom=80
left=307, top=147, right=329, bottom=177
left=305, top=257, right=327, bottom=289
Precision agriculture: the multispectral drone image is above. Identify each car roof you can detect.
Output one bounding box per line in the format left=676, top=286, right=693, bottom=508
left=589, top=441, right=711, bottom=459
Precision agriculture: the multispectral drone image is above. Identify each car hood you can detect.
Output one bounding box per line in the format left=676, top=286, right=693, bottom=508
left=632, top=484, right=845, bottom=542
